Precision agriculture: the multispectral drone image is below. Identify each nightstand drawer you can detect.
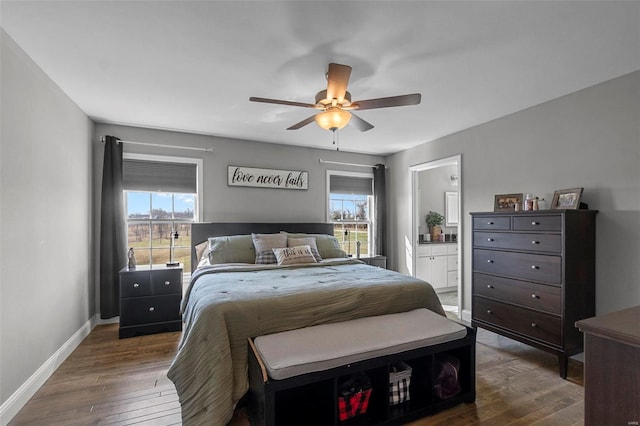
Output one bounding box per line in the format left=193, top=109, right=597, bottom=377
left=474, top=297, right=561, bottom=347
left=120, top=295, right=181, bottom=326
left=474, top=232, right=562, bottom=253
left=151, top=269, right=182, bottom=295
left=473, top=273, right=561, bottom=314
left=473, top=216, right=510, bottom=230
left=473, top=249, right=562, bottom=284
left=120, top=272, right=152, bottom=297
left=513, top=215, right=561, bottom=232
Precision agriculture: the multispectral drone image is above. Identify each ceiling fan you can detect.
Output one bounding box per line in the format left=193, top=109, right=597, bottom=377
left=249, top=63, right=421, bottom=133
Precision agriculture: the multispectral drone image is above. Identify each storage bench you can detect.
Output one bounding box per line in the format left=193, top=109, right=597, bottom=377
left=248, top=308, right=476, bottom=426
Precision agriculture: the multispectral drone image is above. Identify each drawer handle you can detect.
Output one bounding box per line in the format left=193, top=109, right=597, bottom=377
left=531, top=265, right=539, bottom=269
left=133, top=283, right=139, bottom=288
left=487, top=238, right=494, bottom=242
left=531, top=294, right=539, bottom=299
left=531, top=240, right=539, bottom=244
left=486, top=309, right=493, bottom=314
left=149, top=307, right=155, bottom=312
left=531, top=322, right=537, bottom=328
left=531, top=221, right=540, bottom=226
left=487, top=221, right=494, bottom=225
left=487, top=284, right=494, bottom=289
left=164, top=281, right=171, bottom=286
left=487, top=259, right=494, bottom=263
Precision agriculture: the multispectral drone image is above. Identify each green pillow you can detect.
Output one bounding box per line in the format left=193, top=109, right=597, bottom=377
left=208, top=235, right=256, bottom=264
left=282, top=232, right=347, bottom=259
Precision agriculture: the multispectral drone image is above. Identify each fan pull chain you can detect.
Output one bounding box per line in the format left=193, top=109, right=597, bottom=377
left=332, top=129, right=340, bottom=151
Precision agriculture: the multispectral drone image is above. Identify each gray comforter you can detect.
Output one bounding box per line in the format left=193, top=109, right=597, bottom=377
left=167, top=259, right=445, bottom=425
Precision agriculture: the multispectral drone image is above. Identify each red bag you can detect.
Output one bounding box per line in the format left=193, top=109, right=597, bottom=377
left=338, top=373, right=372, bottom=421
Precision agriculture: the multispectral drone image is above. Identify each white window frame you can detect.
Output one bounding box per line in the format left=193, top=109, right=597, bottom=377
left=123, top=153, right=203, bottom=268
left=326, top=170, right=375, bottom=255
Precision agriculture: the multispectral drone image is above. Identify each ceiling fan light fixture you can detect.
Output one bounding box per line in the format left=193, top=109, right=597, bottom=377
left=315, top=108, right=351, bottom=131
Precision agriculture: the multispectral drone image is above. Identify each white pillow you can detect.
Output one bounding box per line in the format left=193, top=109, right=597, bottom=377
left=287, top=237, right=322, bottom=261
left=272, top=245, right=318, bottom=266
left=252, top=233, right=288, bottom=264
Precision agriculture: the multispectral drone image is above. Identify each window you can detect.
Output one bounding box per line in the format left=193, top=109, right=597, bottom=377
left=327, top=171, right=374, bottom=256
left=123, top=154, right=201, bottom=271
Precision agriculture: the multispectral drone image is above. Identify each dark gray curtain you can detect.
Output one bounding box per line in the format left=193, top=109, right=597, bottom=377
left=373, top=164, right=387, bottom=256
left=100, top=136, right=126, bottom=319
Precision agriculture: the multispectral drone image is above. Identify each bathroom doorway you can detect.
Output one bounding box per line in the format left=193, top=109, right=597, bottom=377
left=410, top=155, right=461, bottom=318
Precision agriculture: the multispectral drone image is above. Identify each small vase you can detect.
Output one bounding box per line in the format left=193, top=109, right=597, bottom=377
left=431, top=225, right=442, bottom=242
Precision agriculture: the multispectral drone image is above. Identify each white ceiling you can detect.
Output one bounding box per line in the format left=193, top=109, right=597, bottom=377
left=2, top=1, right=639, bottom=155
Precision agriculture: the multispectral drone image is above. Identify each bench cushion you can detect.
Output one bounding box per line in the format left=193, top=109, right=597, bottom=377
left=254, top=308, right=467, bottom=380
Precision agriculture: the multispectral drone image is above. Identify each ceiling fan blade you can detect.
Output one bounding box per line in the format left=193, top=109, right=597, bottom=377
left=287, top=115, right=317, bottom=130
left=326, top=63, right=352, bottom=102
left=349, top=113, right=374, bottom=132
left=353, top=93, right=422, bottom=110
left=250, top=97, right=316, bottom=108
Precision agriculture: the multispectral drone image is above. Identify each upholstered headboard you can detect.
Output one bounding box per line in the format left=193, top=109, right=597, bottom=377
left=190, top=222, right=335, bottom=272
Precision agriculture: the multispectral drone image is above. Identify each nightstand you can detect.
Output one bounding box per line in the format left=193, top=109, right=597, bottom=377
left=119, top=264, right=183, bottom=339
left=357, top=254, right=387, bottom=269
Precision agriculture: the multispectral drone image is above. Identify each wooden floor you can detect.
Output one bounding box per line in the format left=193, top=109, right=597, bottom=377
left=10, top=324, right=584, bottom=426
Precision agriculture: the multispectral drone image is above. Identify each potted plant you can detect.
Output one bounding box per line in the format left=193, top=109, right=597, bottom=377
left=425, top=211, right=445, bottom=241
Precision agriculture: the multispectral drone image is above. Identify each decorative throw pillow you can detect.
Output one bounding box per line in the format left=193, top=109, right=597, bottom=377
left=252, top=233, right=288, bottom=264
left=283, top=232, right=348, bottom=259
left=272, top=245, right=318, bottom=266
left=288, top=237, right=322, bottom=261
left=208, top=235, right=256, bottom=264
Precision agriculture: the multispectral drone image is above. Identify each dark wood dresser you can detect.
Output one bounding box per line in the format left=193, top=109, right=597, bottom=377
left=576, top=306, right=640, bottom=426
left=471, top=209, right=597, bottom=377
left=119, top=264, right=183, bottom=338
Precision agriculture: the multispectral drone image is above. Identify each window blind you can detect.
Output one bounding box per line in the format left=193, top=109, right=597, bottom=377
left=329, top=175, right=373, bottom=195
left=123, top=159, right=197, bottom=193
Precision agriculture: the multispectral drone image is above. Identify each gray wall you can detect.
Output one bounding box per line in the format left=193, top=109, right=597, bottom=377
left=387, top=70, right=640, bottom=316
left=0, top=32, right=94, bottom=406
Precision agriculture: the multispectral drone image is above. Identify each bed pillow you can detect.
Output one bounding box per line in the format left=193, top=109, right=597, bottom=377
left=252, top=233, right=288, bottom=264
left=272, top=245, right=318, bottom=266
left=208, top=234, right=256, bottom=264
left=287, top=237, right=322, bottom=262
left=283, top=232, right=348, bottom=259
left=195, top=240, right=210, bottom=262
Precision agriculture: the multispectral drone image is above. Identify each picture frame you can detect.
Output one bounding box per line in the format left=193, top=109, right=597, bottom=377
left=494, top=193, right=523, bottom=212
left=551, top=187, right=583, bottom=209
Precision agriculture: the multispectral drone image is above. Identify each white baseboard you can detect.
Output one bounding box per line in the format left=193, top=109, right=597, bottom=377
left=0, top=314, right=100, bottom=425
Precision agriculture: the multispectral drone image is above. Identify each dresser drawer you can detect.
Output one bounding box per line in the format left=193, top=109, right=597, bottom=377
left=474, top=232, right=562, bottom=253
left=151, top=269, right=182, bottom=295
left=120, top=272, right=152, bottom=297
left=473, top=249, right=562, bottom=284
left=473, top=273, right=561, bottom=314
left=513, top=215, right=561, bottom=232
left=474, top=297, right=561, bottom=347
left=120, top=295, right=182, bottom=326
left=473, top=216, right=510, bottom=230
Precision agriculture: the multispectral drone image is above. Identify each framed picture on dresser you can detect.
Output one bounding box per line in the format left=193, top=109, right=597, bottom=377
left=551, top=187, right=583, bottom=209
left=493, top=193, right=523, bottom=212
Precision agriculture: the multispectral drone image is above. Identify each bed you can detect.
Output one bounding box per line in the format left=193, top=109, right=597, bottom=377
left=167, top=222, right=445, bottom=425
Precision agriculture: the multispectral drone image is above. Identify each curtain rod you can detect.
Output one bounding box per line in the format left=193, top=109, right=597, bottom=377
left=101, top=136, right=213, bottom=152
left=318, top=159, right=379, bottom=168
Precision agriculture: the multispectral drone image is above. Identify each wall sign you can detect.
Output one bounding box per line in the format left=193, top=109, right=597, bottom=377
left=228, top=166, right=308, bottom=190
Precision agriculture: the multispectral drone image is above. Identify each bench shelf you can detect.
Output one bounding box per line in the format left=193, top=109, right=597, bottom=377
left=248, top=324, right=476, bottom=426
